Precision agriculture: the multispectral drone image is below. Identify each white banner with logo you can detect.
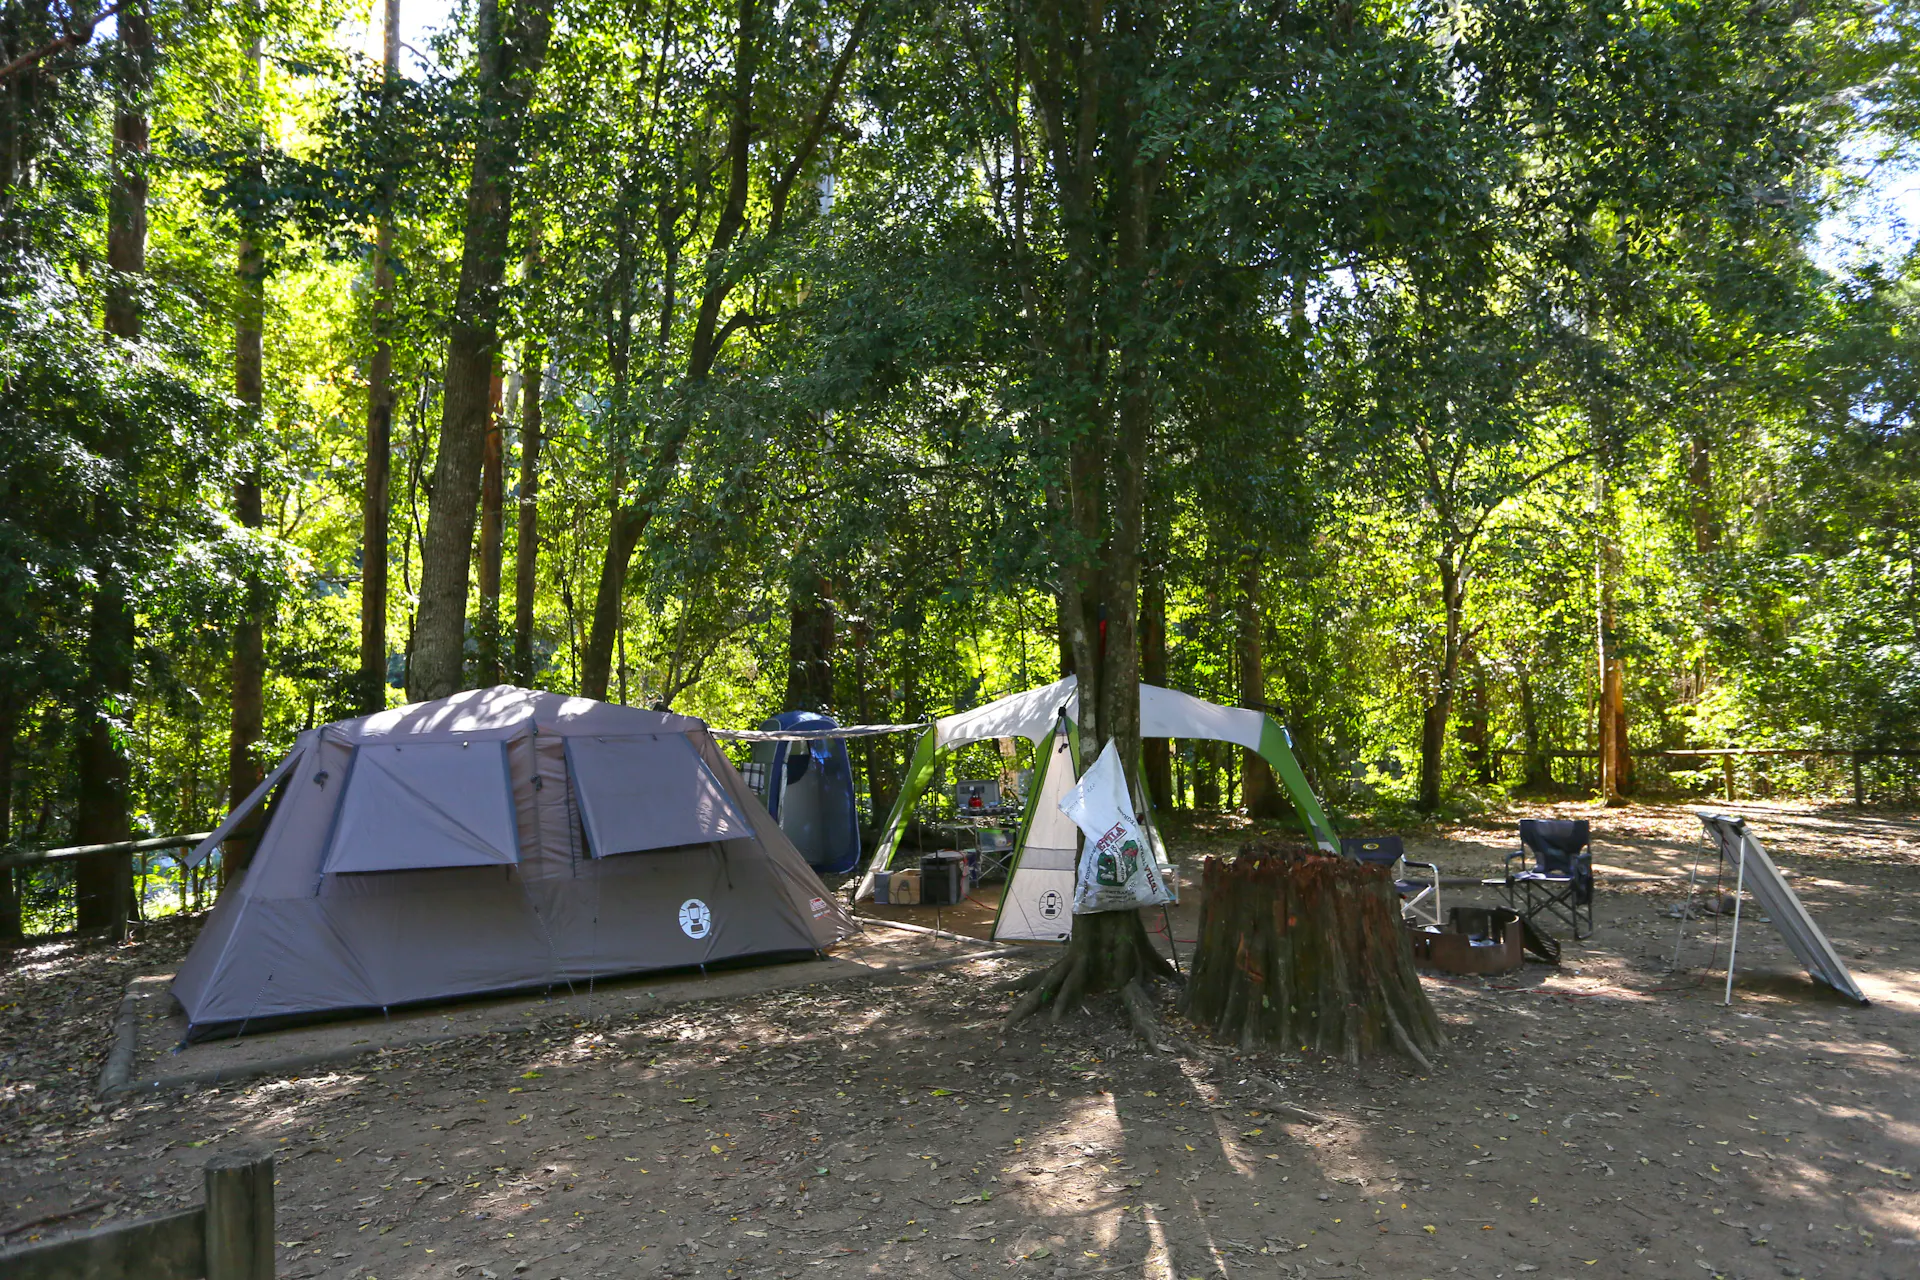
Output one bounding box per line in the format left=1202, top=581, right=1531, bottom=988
left=1061, top=741, right=1173, bottom=914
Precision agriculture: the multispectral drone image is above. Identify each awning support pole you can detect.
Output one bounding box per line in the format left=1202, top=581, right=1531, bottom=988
left=1723, top=833, right=1749, bottom=1006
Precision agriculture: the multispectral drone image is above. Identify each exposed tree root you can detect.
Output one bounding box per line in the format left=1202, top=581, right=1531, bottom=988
left=1121, top=979, right=1164, bottom=1046
left=995, top=966, right=1054, bottom=995
left=1001, top=910, right=1179, bottom=1033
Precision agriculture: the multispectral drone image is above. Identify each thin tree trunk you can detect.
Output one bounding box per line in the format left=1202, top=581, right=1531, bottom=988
left=578, top=0, right=872, bottom=697
left=1594, top=419, right=1629, bottom=804
left=1140, top=558, right=1171, bottom=811
left=783, top=564, right=834, bottom=711
left=476, top=366, right=505, bottom=686
left=0, top=690, right=19, bottom=946
left=1462, top=643, right=1491, bottom=784
left=1237, top=557, right=1278, bottom=816
left=358, top=0, right=401, bottom=714
left=1417, top=554, right=1464, bottom=813
left=1518, top=663, right=1547, bottom=789
left=512, top=336, right=545, bottom=684
left=225, top=30, right=267, bottom=889
left=409, top=0, right=554, bottom=702
left=73, top=2, right=152, bottom=936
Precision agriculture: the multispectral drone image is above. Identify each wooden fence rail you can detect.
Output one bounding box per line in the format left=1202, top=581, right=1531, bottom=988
left=0, top=1149, right=274, bottom=1280
left=0, top=831, right=213, bottom=873
left=1486, top=746, right=1919, bottom=804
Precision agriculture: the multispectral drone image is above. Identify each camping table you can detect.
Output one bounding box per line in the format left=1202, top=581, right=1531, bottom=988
left=931, top=814, right=1020, bottom=883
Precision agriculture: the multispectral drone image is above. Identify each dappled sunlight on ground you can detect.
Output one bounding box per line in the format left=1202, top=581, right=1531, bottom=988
left=5, top=802, right=1920, bottom=1277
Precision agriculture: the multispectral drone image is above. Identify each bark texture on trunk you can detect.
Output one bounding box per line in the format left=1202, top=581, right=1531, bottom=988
left=512, top=339, right=545, bottom=684
left=224, top=28, right=268, bottom=888
left=476, top=367, right=505, bottom=686
left=1593, top=421, right=1629, bottom=804
left=357, top=0, right=401, bottom=714
left=1140, top=563, right=1172, bottom=810
left=1416, top=554, right=1465, bottom=813
left=1182, top=842, right=1445, bottom=1069
left=226, top=218, right=267, bottom=885
left=409, top=0, right=554, bottom=702
left=783, top=565, right=835, bottom=712
left=1236, top=558, right=1278, bottom=816
left=74, top=3, right=153, bottom=936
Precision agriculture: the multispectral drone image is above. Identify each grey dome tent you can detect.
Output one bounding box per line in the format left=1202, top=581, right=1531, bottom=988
left=172, top=687, right=855, bottom=1040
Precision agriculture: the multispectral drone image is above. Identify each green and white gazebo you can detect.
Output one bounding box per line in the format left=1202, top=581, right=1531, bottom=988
left=854, top=676, right=1337, bottom=942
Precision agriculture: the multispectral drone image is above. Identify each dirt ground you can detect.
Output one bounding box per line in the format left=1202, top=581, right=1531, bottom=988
left=3, top=799, right=1918, bottom=1280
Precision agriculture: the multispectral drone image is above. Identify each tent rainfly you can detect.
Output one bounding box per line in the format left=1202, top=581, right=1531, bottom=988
left=172, top=687, right=854, bottom=1040
left=855, top=676, right=1339, bottom=942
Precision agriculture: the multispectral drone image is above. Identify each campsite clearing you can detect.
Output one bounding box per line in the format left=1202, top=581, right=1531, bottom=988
left=3, top=801, right=1917, bottom=1280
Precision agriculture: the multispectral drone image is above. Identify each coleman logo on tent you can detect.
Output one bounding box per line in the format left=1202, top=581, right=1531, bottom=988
left=1038, top=889, right=1064, bottom=920
left=809, top=896, right=829, bottom=917
left=679, top=898, right=713, bottom=939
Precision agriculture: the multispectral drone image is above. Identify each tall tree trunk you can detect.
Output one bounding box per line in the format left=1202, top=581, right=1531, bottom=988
left=1686, top=424, right=1716, bottom=700
left=408, top=0, right=554, bottom=702
left=1461, top=642, right=1491, bottom=784
left=1139, top=558, right=1171, bottom=811
left=1592, top=395, right=1632, bottom=803
left=73, top=3, right=153, bottom=936
left=358, top=0, right=401, bottom=714
left=476, top=366, right=505, bottom=686
left=1417, top=553, right=1465, bottom=814
left=1236, top=557, right=1278, bottom=816
left=852, top=616, right=896, bottom=829
left=1517, top=662, right=1548, bottom=789
left=0, top=690, right=19, bottom=946
left=512, top=337, right=545, bottom=684
left=225, top=30, right=267, bottom=889
left=578, top=0, right=871, bottom=697
left=783, top=564, right=835, bottom=711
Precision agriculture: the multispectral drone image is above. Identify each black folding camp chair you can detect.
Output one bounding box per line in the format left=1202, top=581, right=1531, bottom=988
left=1503, top=818, right=1594, bottom=940
left=1341, top=835, right=1442, bottom=927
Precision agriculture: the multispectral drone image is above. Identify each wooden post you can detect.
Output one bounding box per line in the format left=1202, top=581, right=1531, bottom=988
left=1853, top=752, right=1865, bottom=808
left=204, top=1150, right=274, bottom=1280
left=1722, top=754, right=1735, bottom=802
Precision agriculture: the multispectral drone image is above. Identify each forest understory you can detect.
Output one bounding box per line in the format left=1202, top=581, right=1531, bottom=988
left=3, top=803, right=1916, bottom=1280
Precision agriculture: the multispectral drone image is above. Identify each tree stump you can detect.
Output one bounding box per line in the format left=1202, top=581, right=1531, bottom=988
left=1181, top=842, right=1446, bottom=1070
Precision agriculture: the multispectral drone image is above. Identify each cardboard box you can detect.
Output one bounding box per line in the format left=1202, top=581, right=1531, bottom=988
left=889, top=868, right=922, bottom=905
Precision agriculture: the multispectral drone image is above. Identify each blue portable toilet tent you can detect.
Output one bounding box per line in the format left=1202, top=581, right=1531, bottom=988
left=748, top=711, right=863, bottom=876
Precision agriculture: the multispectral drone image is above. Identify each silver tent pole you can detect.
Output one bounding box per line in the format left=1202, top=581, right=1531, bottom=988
left=1723, top=829, right=1750, bottom=1006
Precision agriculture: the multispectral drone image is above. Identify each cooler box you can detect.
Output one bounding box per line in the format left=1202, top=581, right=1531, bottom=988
left=872, top=870, right=893, bottom=905
left=921, top=852, right=967, bottom=906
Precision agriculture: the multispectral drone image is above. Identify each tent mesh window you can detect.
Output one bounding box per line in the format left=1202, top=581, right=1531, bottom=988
left=325, top=741, right=520, bottom=873
left=567, top=734, right=753, bottom=857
